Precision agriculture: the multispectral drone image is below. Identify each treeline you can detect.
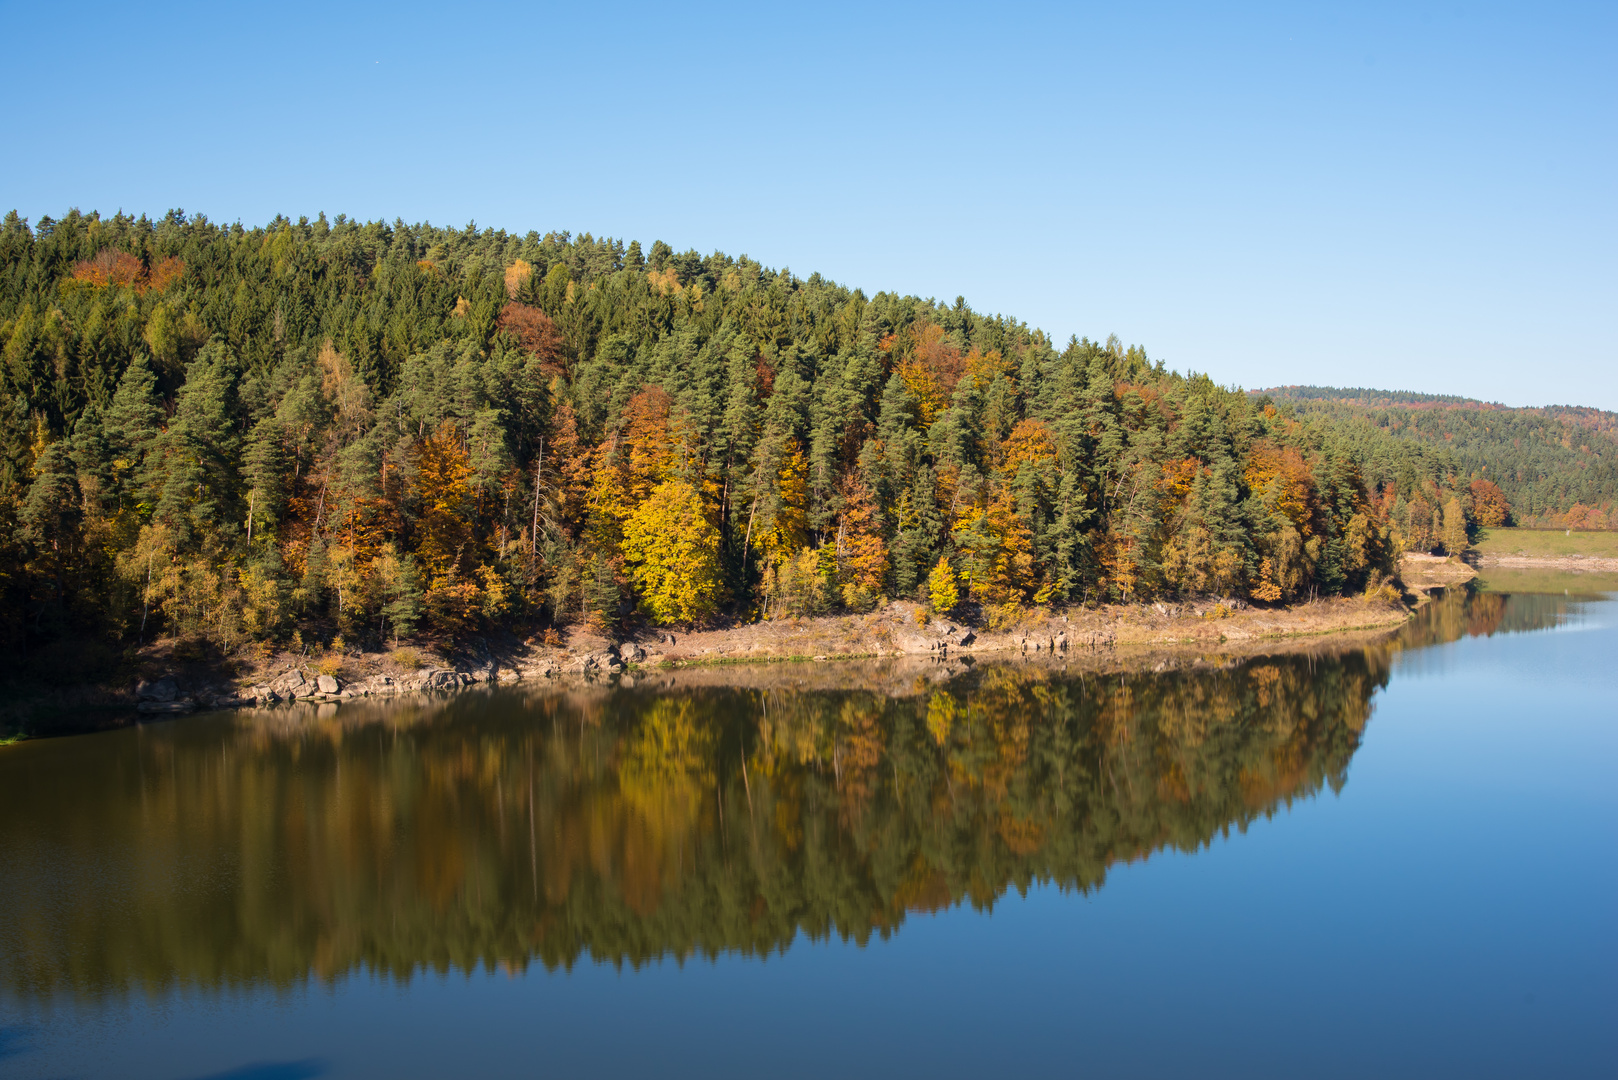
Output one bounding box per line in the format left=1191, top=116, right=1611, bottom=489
left=1, top=208, right=1496, bottom=653
left=1259, top=386, right=1618, bottom=528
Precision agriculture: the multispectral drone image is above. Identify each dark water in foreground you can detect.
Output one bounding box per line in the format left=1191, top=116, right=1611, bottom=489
left=2, top=574, right=1614, bottom=1079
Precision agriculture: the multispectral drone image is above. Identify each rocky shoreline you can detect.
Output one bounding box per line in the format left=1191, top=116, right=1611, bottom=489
left=114, top=557, right=1584, bottom=726
left=103, top=594, right=1418, bottom=721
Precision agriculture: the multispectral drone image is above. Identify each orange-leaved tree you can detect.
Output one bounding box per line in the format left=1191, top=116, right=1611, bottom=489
left=497, top=301, right=566, bottom=375
left=147, top=256, right=185, bottom=293
left=1469, top=478, right=1511, bottom=528
left=896, top=321, right=965, bottom=426
left=1244, top=441, right=1319, bottom=538
left=412, top=420, right=483, bottom=629
left=833, top=473, right=888, bottom=609
left=72, top=249, right=145, bottom=289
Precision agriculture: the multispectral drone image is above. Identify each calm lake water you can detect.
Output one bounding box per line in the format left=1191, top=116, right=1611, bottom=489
left=2, top=573, right=1614, bottom=1079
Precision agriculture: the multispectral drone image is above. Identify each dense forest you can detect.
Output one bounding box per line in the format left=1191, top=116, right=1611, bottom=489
left=0, top=208, right=1545, bottom=654
left=1258, top=386, right=1618, bottom=528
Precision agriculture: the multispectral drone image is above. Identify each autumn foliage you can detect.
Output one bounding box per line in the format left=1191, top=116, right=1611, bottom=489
left=71, top=248, right=184, bottom=294
left=4, top=207, right=1586, bottom=663
left=496, top=301, right=566, bottom=374
left=1469, top=478, right=1512, bottom=528
left=622, top=480, right=723, bottom=624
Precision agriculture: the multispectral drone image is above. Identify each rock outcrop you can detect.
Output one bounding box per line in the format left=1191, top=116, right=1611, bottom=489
left=135, top=675, right=195, bottom=714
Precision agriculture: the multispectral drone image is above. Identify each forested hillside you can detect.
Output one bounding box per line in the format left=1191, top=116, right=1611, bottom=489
left=0, top=209, right=1513, bottom=656
left=1258, top=386, right=1618, bottom=528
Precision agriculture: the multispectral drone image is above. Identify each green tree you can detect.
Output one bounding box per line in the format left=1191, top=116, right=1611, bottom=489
left=102, top=353, right=164, bottom=509
left=152, top=342, right=242, bottom=547
left=1441, top=496, right=1468, bottom=557
left=375, top=544, right=424, bottom=641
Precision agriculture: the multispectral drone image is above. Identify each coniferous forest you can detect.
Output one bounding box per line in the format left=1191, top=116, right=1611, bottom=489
left=2, top=208, right=1602, bottom=657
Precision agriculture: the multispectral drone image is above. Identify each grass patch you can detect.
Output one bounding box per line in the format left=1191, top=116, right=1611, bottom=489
left=1473, top=527, right=1618, bottom=559
left=1475, top=567, right=1618, bottom=597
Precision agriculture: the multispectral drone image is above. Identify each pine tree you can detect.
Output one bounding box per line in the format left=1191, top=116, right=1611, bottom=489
left=103, top=353, right=164, bottom=509
left=241, top=417, right=286, bottom=546
left=152, top=342, right=243, bottom=547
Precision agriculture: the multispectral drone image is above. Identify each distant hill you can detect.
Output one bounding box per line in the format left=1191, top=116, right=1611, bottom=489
left=1256, top=386, right=1618, bottom=524
left=1259, top=385, right=1498, bottom=408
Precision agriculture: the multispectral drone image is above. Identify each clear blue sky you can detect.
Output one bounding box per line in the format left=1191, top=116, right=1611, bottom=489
left=2, top=1, right=1612, bottom=409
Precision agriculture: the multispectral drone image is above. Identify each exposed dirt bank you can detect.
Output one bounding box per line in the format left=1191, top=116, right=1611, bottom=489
left=1399, top=549, right=1618, bottom=584
left=621, top=595, right=1412, bottom=666
left=1474, top=554, right=1618, bottom=572
left=1398, top=553, right=1478, bottom=589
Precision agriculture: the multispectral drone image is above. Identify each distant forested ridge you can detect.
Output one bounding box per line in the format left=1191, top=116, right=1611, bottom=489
left=1257, top=386, right=1618, bottom=528
left=0, top=209, right=1553, bottom=655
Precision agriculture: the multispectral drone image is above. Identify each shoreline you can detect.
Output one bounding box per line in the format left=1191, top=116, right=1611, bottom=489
left=12, top=553, right=1608, bottom=743
left=1475, top=554, right=1618, bottom=573
left=2, top=594, right=1417, bottom=741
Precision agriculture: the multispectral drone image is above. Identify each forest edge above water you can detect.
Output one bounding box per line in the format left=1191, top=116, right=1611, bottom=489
left=12, top=553, right=1605, bottom=742
left=2, top=209, right=1616, bottom=739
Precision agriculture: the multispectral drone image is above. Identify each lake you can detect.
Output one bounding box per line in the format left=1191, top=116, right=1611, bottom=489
left=2, top=572, right=1614, bottom=1079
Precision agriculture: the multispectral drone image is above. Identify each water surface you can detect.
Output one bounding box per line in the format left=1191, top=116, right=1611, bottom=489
left=2, top=574, right=1614, bottom=1078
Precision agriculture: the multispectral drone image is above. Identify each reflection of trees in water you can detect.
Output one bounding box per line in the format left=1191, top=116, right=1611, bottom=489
left=11, top=586, right=1597, bottom=1005
left=4, top=585, right=1585, bottom=1002
left=1, top=653, right=1391, bottom=1002
left=1391, top=584, right=1591, bottom=653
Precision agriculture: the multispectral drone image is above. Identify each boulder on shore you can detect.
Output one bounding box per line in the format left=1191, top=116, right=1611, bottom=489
left=136, top=676, right=179, bottom=702
left=269, top=670, right=306, bottom=696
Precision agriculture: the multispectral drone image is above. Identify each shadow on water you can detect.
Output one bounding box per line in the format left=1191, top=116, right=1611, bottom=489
left=178, top=1061, right=327, bottom=1080
left=0, top=585, right=1592, bottom=1006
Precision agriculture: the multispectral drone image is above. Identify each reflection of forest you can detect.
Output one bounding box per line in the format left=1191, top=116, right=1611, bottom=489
left=1391, top=581, right=1593, bottom=652
left=0, top=587, right=1582, bottom=1001
left=1, top=659, right=1382, bottom=1001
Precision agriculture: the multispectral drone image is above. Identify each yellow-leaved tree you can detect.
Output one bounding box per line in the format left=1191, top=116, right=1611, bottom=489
left=928, top=556, right=959, bottom=614
left=622, top=480, right=723, bottom=625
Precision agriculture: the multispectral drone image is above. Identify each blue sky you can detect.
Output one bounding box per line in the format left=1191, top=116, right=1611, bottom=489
left=2, top=1, right=1612, bottom=409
